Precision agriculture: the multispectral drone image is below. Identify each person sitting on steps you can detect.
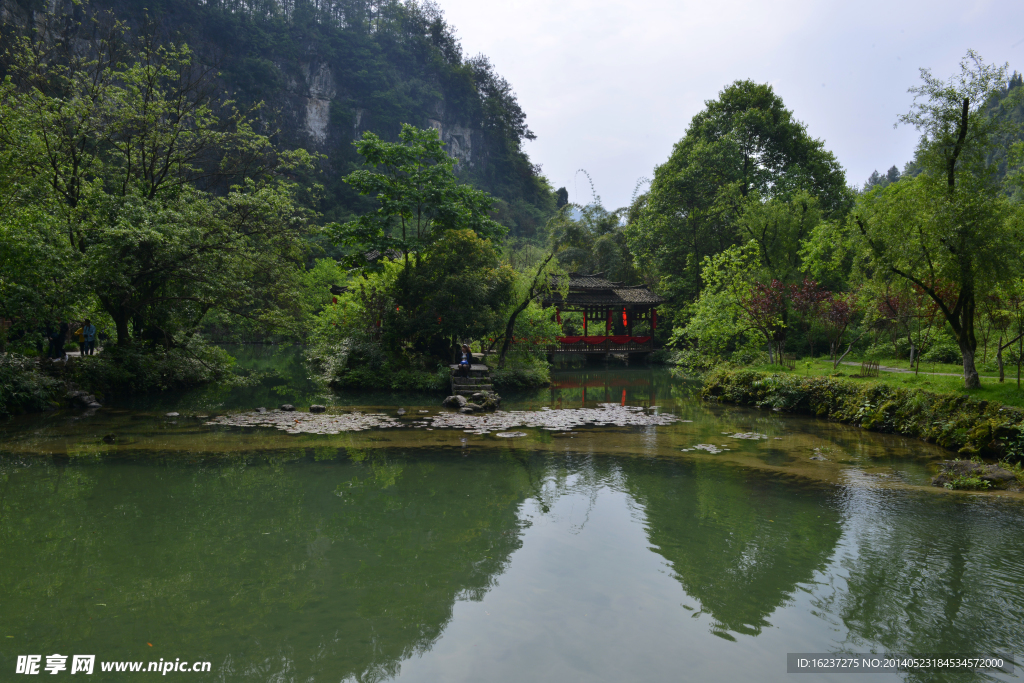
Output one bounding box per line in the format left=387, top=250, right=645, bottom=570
left=458, top=343, right=472, bottom=378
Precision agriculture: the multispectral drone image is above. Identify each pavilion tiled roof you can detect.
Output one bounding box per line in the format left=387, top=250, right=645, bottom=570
left=542, top=273, right=664, bottom=307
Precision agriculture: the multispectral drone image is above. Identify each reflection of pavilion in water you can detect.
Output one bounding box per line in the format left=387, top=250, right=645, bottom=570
left=547, top=369, right=665, bottom=408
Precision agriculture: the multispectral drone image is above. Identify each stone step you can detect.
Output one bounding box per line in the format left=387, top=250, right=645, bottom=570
left=456, top=387, right=492, bottom=396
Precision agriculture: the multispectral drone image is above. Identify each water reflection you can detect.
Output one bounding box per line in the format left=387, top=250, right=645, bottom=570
left=1, top=362, right=1023, bottom=682
left=0, top=451, right=534, bottom=681
left=620, top=459, right=844, bottom=638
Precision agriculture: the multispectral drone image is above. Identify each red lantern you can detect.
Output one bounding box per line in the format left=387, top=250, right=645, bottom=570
left=556, top=308, right=561, bottom=324
left=622, top=307, right=627, bottom=327
left=332, top=296, right=337, bottom=304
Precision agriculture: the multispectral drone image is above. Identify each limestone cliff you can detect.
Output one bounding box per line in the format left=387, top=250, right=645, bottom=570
left=1, top=0, right=555, bottom=233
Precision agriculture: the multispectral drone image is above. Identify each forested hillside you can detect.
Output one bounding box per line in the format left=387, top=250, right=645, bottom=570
left=0, top=0, right=556, bottom=237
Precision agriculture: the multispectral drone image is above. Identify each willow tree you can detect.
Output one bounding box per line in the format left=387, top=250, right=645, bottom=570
left=855, top=51, right=1022, bottom=388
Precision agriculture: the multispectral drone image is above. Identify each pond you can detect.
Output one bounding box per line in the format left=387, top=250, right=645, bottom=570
left=0, top=347, right=1021, bottom=682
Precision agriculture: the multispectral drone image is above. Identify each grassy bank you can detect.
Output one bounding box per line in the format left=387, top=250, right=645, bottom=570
left=702, top=367, right=1024, bottom=462
left=745, top=357, right=1024, bottom=409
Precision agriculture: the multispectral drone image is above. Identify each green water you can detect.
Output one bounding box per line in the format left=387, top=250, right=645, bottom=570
left=1, top=354, right=1022, bottom=681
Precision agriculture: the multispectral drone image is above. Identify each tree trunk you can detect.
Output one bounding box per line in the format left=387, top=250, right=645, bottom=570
left=950, top=286, right=980, bottom=389
left=114, top=312, right=131, bottom=347
left=498, top=250, right=557, bottom=368
left=962, top=347, right=981, bottom=389
left=998, top=334, right=1005, bottom=383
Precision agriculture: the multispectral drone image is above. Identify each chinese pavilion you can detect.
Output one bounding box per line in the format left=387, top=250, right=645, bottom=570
left=536, top=272, right=663, bottom=356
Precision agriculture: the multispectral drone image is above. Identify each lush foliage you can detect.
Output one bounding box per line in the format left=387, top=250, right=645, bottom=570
left=652, top=55, right=1024, bottom=391
left=626, top=80, right=850, bottom=310
left=0, top=26, right=313, bottom=349
left=0, top=354, right=61, bottom=416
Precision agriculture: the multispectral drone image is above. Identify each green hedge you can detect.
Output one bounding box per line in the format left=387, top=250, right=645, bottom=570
left=702, top=368, right=1024, bottom=461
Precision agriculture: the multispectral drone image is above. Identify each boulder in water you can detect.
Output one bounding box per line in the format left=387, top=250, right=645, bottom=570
left=279, top=404, right=295, bottom=412
left=442, top=395, right=467, bottom=408
left=310, top=405, right=326, bottom=413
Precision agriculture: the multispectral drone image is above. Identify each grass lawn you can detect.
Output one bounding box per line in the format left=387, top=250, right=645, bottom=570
left=747, top=356, right=1024, bottom=409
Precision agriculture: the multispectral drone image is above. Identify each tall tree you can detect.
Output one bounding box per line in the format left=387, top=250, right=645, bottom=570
left=854, top=51, right=1022, bottom=388
left=626, top=80, right=850, bottom=307
left=0, top=24, right=312, bottom=347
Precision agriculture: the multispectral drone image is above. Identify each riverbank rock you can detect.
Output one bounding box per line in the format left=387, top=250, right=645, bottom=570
left=310, top=405, right=326, bottom=413
left=461, top=403, right=483, bottom=414
left=442, top=395, right=467, bottom=408
left=66, top=389, right=102, bottom=410
left=279, top=404, right=295, bottom=412
left=932, top=460, right=1018, bottom=489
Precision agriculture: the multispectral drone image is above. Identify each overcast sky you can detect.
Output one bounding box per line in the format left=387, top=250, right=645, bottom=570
left=437, top=0, right=1024, bottom=209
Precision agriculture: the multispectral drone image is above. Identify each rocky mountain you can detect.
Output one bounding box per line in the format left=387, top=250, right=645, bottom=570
left=1, top=0, right=557, bottom=237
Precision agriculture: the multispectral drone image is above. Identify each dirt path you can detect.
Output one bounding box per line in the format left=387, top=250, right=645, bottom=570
left=840, top=361, right=999, bottom=379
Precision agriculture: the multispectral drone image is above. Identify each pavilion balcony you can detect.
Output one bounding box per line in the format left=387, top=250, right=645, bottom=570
left=509, top=335, right=654, bottom=354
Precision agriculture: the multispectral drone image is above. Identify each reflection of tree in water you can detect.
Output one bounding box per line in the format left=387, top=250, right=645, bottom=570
left=0, top=449, right=538, bottom=681
left=619, top=459, right=843, bottom=639
left=815, top=488, right=1024, bottom=683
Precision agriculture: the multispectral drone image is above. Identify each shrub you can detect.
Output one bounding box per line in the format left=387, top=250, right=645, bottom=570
left=489, top=352, right=550, bottom=389
left=673, top=347, right=724, bottom=375
left=0, top=353, right=61, bottom=415
left=922, top=337, right=962, bottom=364
left=309, top=338, right=448, bottom=391
left=943, top=475, right=991, bottom=490
left=70, top=337, right=234, bottom=395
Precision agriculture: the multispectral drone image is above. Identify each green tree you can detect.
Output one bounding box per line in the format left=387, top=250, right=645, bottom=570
left=626, top=80, right=850, bottom=307
left=0, top=27, right=313, bottom=348
left=386, top=229, right=516, bottom=358
left=854, top=51, right=1023, bottom=388
left=332, top=124, right=505, bottom=275
left=331, top=124, right=512, bottom=357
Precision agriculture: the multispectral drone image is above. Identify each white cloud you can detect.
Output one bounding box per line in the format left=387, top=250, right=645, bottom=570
left=438, top=0, right=1024, bottom=207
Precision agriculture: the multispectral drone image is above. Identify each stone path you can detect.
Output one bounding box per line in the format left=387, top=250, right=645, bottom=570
left=206, top=403, right=679, bottom=436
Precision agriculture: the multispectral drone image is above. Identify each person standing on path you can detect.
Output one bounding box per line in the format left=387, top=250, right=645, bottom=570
left=73, top=323, right=86, bottom=354
left=82, top=319, right=96, bottom=356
